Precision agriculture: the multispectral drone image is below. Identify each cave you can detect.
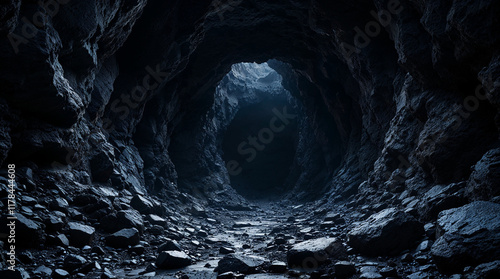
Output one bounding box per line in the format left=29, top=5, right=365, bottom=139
left=0, top=0, right=500, bottom=278
left=221, top=99, right=298, bottom=199
left=218, top=62, right=300, bottom=200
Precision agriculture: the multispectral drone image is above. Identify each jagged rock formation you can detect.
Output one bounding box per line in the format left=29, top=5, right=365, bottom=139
left=1, top=0, right=499, bottom=201
left=0, top=0, right=499, bottom=278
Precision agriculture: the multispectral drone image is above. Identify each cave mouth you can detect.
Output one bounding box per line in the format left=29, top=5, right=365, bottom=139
left=218, top=62, right=299, bottom=200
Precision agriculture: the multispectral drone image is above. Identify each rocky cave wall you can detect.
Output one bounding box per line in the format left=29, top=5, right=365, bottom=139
left=0, top=0, right=499, bottom=209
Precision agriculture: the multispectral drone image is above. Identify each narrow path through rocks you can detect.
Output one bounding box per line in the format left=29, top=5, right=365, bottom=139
left=110, top=200, right=446, bottom=279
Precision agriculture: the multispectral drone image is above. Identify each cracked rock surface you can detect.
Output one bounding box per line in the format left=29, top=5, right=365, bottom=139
left=0, top=0, right=500, bottom=278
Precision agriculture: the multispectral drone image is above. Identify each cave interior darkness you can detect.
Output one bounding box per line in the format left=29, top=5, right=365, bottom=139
left=219, top=62, right=299, bottom=200
left=166, top=60, right=342, bottom=202
left=0, top=0, right=499, bottom=278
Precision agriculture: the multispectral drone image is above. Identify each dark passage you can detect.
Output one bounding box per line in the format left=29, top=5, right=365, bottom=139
left=222, top=98, right=298, bottom=199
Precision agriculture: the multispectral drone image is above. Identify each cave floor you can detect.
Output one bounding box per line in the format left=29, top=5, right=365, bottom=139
left=116, top=201, right=306, bottom=278
left=108, top=200, right=445, bottom=279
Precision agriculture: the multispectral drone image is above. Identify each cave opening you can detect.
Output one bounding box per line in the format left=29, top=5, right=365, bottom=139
left=167, top=58, right=343, bottom=203
left=219, top=62, right=299, bottom=200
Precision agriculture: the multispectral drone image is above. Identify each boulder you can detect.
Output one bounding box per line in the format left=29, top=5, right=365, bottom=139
left=417, top=183, right=467, bottom=220
left=34, top=266, right=53, bottom=277
left=324, top=212, right=346, bottom=224
left=465, top=261, right=500, bottom=279
left=105, top=228, right=140, bottom=248
left=216, top=254, right=266, bottom=274
left=14, top=214, right=45, bottom=248
left=49, top=198, right=69, bottom=213
left=47, top=234, right=69, bottom=247
left=130, top=195, right=154, bottom=214
left=334, top=261, right=356, bottom=279
left=100, top=209, right=144, bottom=233
left=467, top=148, right=500, bottom=200
left=217, top=272, right=244, bottom=279
left=67, top=222, right=95, bottom=247
left=0, top=214, right=45, bottom=248
left=89, top=143, right=115, bottom=183
left=431, top=201, right=500, bottom=274
left=156, top=251, right=192, bottom=269
left=46, top=214, right=65, bottom=232
left=158, top=240, right=182, bottom=252
left=220, top=247, right=235, bottom=255
left=63, top=254, right=87, bottom=272
left=268, top=261, right=287, bottom=273
left=146, top=214, right=167, bottom=227
left=379, top=266, right=398, bottom=278
left=53, top=269, right=70, bottom=279
left=287, top=237, right=346, bottom=269
left=348, top=208, right=424, bottom=256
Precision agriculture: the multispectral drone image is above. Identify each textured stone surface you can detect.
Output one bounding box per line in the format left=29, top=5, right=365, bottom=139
left=348, top=208, right=424, bottom=256
left=467, top=148, right=500, bottom=200
left=0, top=214, right=45, bottom=248
left=100, top=209, right=144, bottom=233
left=105, top=228, right=140, bottom=248
left=0, top=0, right=499, bottom=278
left=0, top=0, right=497, bottom=203
left=431, top=201, right=500, bottom=274
left=216, top=254, right=266, bottom=274
left=156, top=251, right=192, bottom=270
left=287, top=237, right=346, bottom=268
left=67, top=222, right=95, bottom=248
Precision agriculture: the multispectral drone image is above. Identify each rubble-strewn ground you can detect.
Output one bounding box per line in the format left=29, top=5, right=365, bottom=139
left=2, top=179, right=499, bottom=278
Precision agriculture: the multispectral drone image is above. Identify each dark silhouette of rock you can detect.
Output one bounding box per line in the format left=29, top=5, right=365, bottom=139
left=53, top=269, right=70, bottom=279
left=158, top=240, right=182, bottom=253
left=130, top=195, right=154, bottom=214
left=467, top=148, right=500, bottom=200
left=146, top=214, right=167, bottom=227
left=63, top=254, right=87, bottom=272
left=100, top=209, right=144, bottom=233
left=268, top=261, right=287, bottom=273
left=216, top=254, right=266, bottom=274
left=67, top=222, right=95, bottom=248
left=156, top=251, right=192, bottom=270
left=465, top=261, right=500, bottom=279
left=11, top=214, right=45, bottom=248
left=105, top=228, right=140, bottom=248
left=334, top=261, right=357, bottom=279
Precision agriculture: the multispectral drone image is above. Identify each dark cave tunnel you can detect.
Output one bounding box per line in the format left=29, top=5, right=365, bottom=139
left=220, top=71, right=299, bottom=199
left=222, top=100, right=298, bottom=199
left=167, top=60, right=341, bottom=201
left=1, top=0, right=500, bottom=278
